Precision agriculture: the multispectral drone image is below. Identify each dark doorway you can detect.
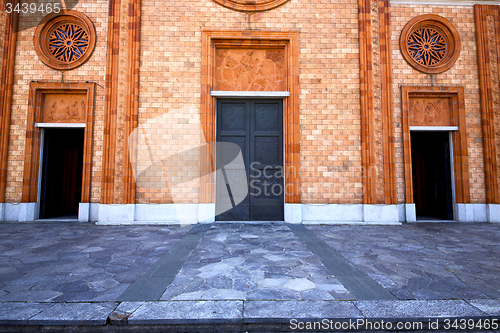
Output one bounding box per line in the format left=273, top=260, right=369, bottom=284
left=216, top=99, right=284, bottom=221
left=40, top=128, right=84, bottom=219
left=411, top=131, right=453, bottom=220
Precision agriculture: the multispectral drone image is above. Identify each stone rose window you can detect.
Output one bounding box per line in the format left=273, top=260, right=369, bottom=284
left=400, top=14, right=461, bottom=74
left=212, top=0, right=290, bottom=11
left=34, top=11, right=96, bottom=71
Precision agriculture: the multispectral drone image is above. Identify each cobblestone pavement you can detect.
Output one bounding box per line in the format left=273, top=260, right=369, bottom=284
left=0, top=223, right=192, bottom=302
left=160, top=223, right=355, bottom=301
left=308, top=223, right=500, bottom=300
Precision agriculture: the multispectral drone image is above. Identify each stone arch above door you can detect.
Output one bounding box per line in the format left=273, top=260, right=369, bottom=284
left=212, top=0, right=290, bottom=12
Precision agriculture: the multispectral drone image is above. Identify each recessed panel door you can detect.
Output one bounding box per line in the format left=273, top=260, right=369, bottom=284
left=216, top=99, right=284, bottom=221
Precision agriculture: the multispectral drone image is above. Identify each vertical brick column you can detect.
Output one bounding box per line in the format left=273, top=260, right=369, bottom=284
left=378, top=0, right=397, bottom=204
left=359, top=0, right=376, bottom=204
left=474, top=5, right=500, bottom=204
left=358, top=0, right=396, bottom=205
left=101, top=0, right=121, bottom=204
left=0, top=2, right=18, bottom=203
left=122, top=0, right=141, bottom=204
left=102, top=0, right=141, bottom=205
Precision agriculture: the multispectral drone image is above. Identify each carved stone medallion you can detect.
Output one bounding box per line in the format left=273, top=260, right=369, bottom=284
left=400, top=15, right=461, bottom=74
left=34, top=11, right=96, bottom=70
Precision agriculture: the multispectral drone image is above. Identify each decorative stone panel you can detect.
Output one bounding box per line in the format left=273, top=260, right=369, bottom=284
left=215, top=49, right=285, bottom=91
left=42, top=94, right=87, bottom=123
left=409, top=97, right=451, bottom=127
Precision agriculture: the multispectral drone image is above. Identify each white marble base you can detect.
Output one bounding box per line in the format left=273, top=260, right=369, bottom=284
left=473, top=204, right=487, bottom=222
left=96, top=204, right=204, bottom=225
left=454, top=203, right=494, bottom=222
left=135, top=204, right=198, bottom=224
left=77, top=203, right=100, bottom=222
left=198, top=204, right=215, bottom=223
left=404, top=203, right=417, bottom=223
left=363, top=204, right=399, bottom=223
left=302, top=204, right=361, bottom=223
left=397, top=204, right=404, bottom=222
left=2, top=203, right=36, bottom=222
left=488, top=204, right=500, bottom=223
left=97, top=204, right=135, bottom=224
left=456, top=204, right=470, bottom=222
left=90, top=203, right=99, bottom=222
left=284, top=204, right=302, bottom=224
left=1, top=202, right=497, bottom=224
left=301, top=204, right=401, bottom=225
left=78, top=203, right=90, bottom=222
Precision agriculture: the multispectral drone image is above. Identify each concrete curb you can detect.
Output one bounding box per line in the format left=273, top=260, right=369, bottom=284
left=0, top=299, right=499, bottom=329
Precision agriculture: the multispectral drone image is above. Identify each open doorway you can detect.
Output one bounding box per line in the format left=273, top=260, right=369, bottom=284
left=39, top=128, right=84, bottom=219
left=411, top=131, right=454, bottom=220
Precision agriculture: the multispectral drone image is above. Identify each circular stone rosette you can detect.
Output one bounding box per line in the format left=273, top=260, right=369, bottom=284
left=400, top=14, right=461, bottom=74
left=34, top=11, right=96, bottom=71
left=212, top=0, right=290, bottom=12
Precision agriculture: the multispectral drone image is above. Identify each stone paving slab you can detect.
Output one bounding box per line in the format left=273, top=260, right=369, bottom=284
left=307, top=223, right=500, bottom=300
left=117, top=224, right=211, bottom=301
left=243, top=300, right=363, bottom=323
left=354, top=300, right=487, bottom=321
left=29, top=302, right=117, bottom=325
left=468, top=299, right=500, bottom=316
left=127, top=301, right=243, bottom=324
left=160, top=223, right=354, bottom=301
left=289, top=223, right=396, bottom=300
left=0, top=302, right=53, bottom=325
left=0, top=223, right=192, bottom=302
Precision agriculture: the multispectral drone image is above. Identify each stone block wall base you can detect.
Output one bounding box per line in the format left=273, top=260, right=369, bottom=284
left=0, top=203, right=498, bottom=224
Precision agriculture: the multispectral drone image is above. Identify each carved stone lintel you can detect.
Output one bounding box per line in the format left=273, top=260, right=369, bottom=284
left=409, top=97, right=452, bottom=127
left=42, top=94, right=87, bottom=123
left=215, top=49, right=285, bottom=91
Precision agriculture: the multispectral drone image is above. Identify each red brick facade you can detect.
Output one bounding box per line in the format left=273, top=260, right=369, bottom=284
left=0, top=0, right=499, bottom=223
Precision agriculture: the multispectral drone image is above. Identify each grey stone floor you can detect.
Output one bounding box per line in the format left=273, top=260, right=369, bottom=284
left=1, top=221, right=500, bottom=329
left=308, top=223, right=500, bottom=300
left=0, top=222, right=499, bottom=304
left=0, top=223, right=192, bottom=302
left=160, top=223, right=354, bottom=301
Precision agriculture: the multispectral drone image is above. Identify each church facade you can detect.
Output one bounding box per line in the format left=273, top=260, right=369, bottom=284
left=0, top=0, right=499, bottom=224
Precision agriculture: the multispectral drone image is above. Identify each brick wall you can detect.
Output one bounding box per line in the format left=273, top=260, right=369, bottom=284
left=138, top=0, right=363, bottom=204
left=2, top=0, right=493, bottom=206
